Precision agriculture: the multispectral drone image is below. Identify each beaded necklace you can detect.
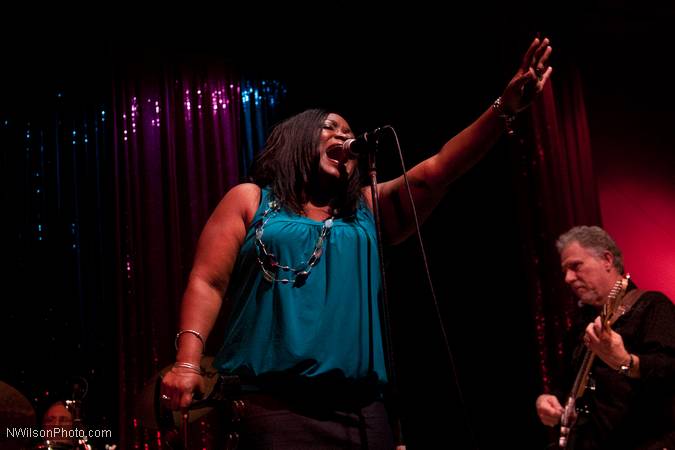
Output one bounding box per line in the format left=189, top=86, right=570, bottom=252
left=255, top=200, right=334, bottom=286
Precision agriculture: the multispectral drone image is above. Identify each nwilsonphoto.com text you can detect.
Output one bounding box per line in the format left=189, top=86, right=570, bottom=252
left=5, top=426, right=112, bottom=439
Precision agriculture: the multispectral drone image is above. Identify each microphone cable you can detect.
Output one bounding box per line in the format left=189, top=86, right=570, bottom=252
left=385, top=125, right=479, bottom=450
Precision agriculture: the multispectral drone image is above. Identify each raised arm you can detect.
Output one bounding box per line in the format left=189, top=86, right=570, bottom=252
left=372, top=37, right=552, bottom=244
left=161, top=182, right=260, bottom=410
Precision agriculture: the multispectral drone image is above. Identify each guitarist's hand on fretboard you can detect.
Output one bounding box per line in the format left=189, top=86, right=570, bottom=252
left=584, top=316, right=632, bottom=371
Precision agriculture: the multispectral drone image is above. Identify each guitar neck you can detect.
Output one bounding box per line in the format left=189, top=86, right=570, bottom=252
left=569, top=277, right=628, bottom=399
left=570, top=347, right=595, bottom=400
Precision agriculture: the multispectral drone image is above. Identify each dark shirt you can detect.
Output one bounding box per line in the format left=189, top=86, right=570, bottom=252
left=565, top=286, right=675, bottom=450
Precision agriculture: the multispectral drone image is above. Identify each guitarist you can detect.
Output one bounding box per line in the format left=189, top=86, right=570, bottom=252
left=535, top=226, right=675, bottom=449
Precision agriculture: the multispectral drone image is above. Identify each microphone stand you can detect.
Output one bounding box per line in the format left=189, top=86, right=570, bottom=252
left=366, top=135, right=405, bottom=449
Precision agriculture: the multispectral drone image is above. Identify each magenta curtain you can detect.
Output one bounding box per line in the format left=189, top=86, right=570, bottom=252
left=112, top=61, right=243, bottom=445
left=514, top=66, right=602, bottom=393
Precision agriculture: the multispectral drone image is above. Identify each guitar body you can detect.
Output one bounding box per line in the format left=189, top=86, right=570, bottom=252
left=558, top=395, right=576, bottom=448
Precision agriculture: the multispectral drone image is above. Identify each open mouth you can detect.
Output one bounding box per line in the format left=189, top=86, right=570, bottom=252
left=326, top=144, right=347, bottom=164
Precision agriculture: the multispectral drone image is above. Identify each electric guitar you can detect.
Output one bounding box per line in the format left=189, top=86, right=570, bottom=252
left=558, top=276, right=629, bottom=448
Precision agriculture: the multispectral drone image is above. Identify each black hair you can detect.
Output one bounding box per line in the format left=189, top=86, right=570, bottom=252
left=250, top=108, right=363, bottom=216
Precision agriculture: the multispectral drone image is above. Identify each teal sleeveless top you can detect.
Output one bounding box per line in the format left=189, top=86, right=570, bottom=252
left=213, top=187, right=387, bottom=386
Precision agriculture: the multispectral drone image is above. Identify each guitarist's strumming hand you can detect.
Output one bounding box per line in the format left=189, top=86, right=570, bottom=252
left=584, top=316, right=633, bottom=372
left=535, top=394, right=564, bottom=427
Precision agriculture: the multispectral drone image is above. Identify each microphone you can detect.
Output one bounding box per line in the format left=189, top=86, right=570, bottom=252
left=343, top=127, right=386, bottom=157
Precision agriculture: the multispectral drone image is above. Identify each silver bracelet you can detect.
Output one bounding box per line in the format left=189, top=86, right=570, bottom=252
left=174, top=329, right=205, bottom=353
left=492, top=97, right=517, bottom=135
left=173, top=361, right=204, bottom=375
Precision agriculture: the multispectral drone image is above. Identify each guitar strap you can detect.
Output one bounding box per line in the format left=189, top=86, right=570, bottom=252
left=613, top=288, right=645, bottom=324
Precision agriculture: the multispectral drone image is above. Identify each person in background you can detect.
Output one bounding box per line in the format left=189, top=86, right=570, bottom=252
left=38, top=401, right=75, bottom=449
left=536, top=225, right=675, bottom=449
